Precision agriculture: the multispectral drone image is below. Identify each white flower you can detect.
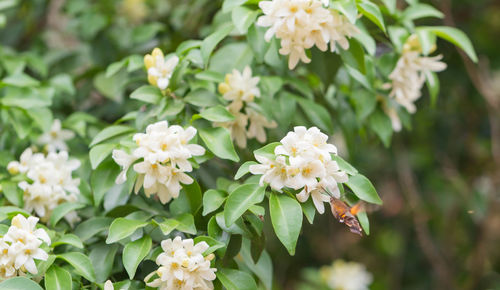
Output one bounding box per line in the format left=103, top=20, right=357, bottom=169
left=9, top=149, right=80, bottom=222
left=215, top=111, right=249, bottom=148
left=145, top=236, right=216, bottom=289
left=38, top=119, right=75, bottom=152
left=0, top=214, right=51, bottom=277
left=257, top=0, right=359, bottom=69
left=112, top=149, right=137, bottom=184
left=104, top=280, right=114, bottom=290
left=218, top=66, right=260, bottom=103
left=250, top=126, right=348, bottom=213
left=385, top=35, right=447, bottom=114
left=246, top=108, right=277, bottom=143
left=320, top=260, right=373, bottom=290
left=144, top=48, right=179, bottom=90
left=114, top=121, right=205, bottom=204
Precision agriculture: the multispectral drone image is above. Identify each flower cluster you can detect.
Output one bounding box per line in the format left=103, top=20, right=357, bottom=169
left=257, top=0, right=360, bottom=69
left=215, top=66, right=277, bottom=148
left=320, top=260, right=373, bottom=290
left=144, top=48, right=179, bottom=90
left=384, top=35, right=447, bottom=118
left=7, top=148, right=81, bottom=223
left=0, top=214, right=51, bottom=279
left=249, top=126, right=348, bottom=213
left=145, top=236, right=217, bottom=289
left=112, top=121, right=205, bottom=204
left=37, top=119, right=75, bottom=152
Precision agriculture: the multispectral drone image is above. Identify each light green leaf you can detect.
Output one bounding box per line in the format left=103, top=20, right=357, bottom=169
left=74, top=217, right=113, bottom=242
left=105, top=59, right=127, bottom=78
left=224, top=184, right=265, bottom=226
left=195, top=70, right=224, bottom=83
left=49, top=202, right=86, bottom=227
left=232, top=6, right=259, bottom=34
left=201, top=23, right=235, bottom=66
left=331, top=155, right=358, bottom=175
left=416, top=28, right=437, bottom=55
left=423, top=26, right=478, bottom=62
left=402, top=3, right=444, bottom=20
left=106, top=218, right=149, bottom=244
left=345, top=174, right=382, bottom=204
left=300, top=197, right=316, bottom=224
left=368, top=110, right=392, bottom=147
left=193, top=236, right=226, bottom=255
left=90, top=125, right=135, bottom=147
left=2, top=73, right=40, bottom=87
left=52, top=234, right=84, bottom=249
left=357, top=1, right=386, bottom=32
left=357, top=211, right=370, bottom=235
left=45, top=265, right=71, bottom=290
left=0, top=277, right=43, bottom=290
left=253, top=142, right=281, bottom=160
left=0, top=181, right=22, bottom=207
left=235, top=161, right=258, bottom=180
left=154, top=218, right=180, bottom=235
left=199, top=127, right=239, bottom=162
left=200, top=105, right=235, bottom=122
left=184, top=89, right=220, bottom=107
left=202, top=189, right=226, bottom=216
left=91, top=159, right=121, bottom=206
left=175, top=213, right=197, bottom=234
left=123, top=236, right=152, bottom=279
left=57, top=252, right=96, bottom=282
left=269, top=193, right=303, bottom=255
left=130, top=85, right=163, bottom=104
left=218, top=268, right=258, bottom=290
left=209, top=42, right=254, bottom=74
left=89, top=143, right=115, bottom=170
left=89, top=244, right=118, bottom=283
left=426, top=72, right=440, bottom=107
left=296, top=97, right=334, bottom=134
left=331, top=0, right=358, bottom=24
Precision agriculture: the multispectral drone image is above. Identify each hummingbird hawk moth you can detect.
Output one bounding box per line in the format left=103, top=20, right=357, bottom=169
left=321, top=188, right=364, bottom=236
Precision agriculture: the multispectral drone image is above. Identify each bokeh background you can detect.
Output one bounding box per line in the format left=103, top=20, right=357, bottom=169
left=1, top=0, right=499, bottom=289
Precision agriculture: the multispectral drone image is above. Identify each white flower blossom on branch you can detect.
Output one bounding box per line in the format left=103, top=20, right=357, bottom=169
left=320, top=260, right=373, bottom=290
left=37, top=119, right=75, bottom=152
left=257, top=0, right=359, bottom=69
left=0, top=214, right=51, bottom=279
left=112, top=121, right=205, bottom=204
left=215, top=66, right=277, bottom=148
left=145, top=236, right=217, bottom=289
left=144, top=48, right=179, bottom=90
left=7, top=149, right=81, bottom=223
left=384, top=35, right=447, bottom=115
left=249, top=126, right=347, bottom=213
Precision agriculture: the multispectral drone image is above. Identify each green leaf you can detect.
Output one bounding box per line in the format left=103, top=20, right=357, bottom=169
left=0, top=181, right=22, bottom=207
left=200, top=105, right=235, bottom=122
left=175, top=213, right=197, bottom=234
left=202, top=189, right=226, bottom=216
left=380, top=0, right=396, bottom=14
left=201, top=23, right=235, bottom=66
left=423, top=26, right=477, bottom=62
left=222, top=0, right=247, bottom=12
left=416, top=28, right=437, bottom=55
left=49, top=202, right=86, bottom=227
left=253, top=142, right=281, bottom=160
left=154, top=218, right=180, bottom=235
left=130, top=85, right=163, bottom=104
left=402, top=3, right=444, bottom=20
left=426, top=72, right=440, bottom=107
left=209, top=42, right=254, bottom=74
left=45, top=265, right=72, bottom=290
left=176, top=40, right=202, bottom=55
left=357, top=1, right=386, bottom=32
left=368, top=110, right=392, bottom=147
left=105, top=59, right=127, bottom=78
left=183, top=180, right=202, bottom=214
left=224, top=184, right=265, bottom=226
left=296, top=97, right=334, bottom=134
left=331, top=155, right=358, bottom=175
left=235, top=161, right=258, bottom=180
left=331, top=0, right=358, bottom=24
left=269, top=193, right=303, bottom=255
left=0, top=277, right=43, bottom=290
left=90, top=125, right=135, bottom=147
left=89, top=244, right=118, bottom=283
left=184, top=89, right=220, bottom=107
left=388, top=26, right=409, bottom=52
left=232, top=6, right=259, bottom=34
left=57, top=252, right=96, bottom=282
left=218, top=268, right=258, bottom=290
left=345, top=174, right=382, bottom=204
left=300, top=197, right=316, bottom=224
left=89, top=143, right=115, bottom=170
left=74, top=217, right=113, bottom=242
left=195, top=70, right=225, bottom=83
left=52, top=234, right=84, bottom=249
left=91, top=159, right=121, bottom=206
left=199, top=127, right=239, bottom=162
left=357, top=211, right=370, bottom=235
left=193, top=236, right=226, bottom=255
left=2, top=73, right=40, bottom=87
left=123, top=236, right=152, bottom=279
left=106, top=218, right=149, bottom=244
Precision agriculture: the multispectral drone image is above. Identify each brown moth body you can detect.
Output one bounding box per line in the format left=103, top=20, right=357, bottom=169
left=329, top=197, right=363, bottom=236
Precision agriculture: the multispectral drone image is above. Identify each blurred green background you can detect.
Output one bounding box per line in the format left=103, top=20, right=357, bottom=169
left=1, top=0, right=499, bottom=289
